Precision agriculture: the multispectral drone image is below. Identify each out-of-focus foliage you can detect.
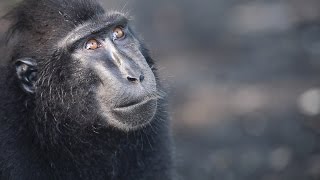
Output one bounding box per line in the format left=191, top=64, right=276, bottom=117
left=2, top=0, right=320, bottom=179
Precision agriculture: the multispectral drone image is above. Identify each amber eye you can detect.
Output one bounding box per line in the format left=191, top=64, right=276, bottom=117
left=113, top=26, right=125, bottom=40
left=85, top=39, right=100, bottom=50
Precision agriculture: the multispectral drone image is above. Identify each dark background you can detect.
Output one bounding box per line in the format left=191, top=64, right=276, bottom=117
left=2, top=0, right=320, bottom=179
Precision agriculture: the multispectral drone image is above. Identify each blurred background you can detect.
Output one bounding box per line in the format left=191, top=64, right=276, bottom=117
left=2, top=0, right=320, bottom=179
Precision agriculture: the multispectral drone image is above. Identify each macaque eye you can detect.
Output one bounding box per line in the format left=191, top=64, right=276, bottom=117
left=85, top=39, right=101, bottom=50
left=113, top=26, right=125, bottom=40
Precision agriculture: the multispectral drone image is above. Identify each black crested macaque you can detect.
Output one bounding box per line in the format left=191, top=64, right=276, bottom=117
left=0, top=0, right=173, bottom=179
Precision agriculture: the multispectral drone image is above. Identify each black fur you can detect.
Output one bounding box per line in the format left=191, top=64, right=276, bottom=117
left=0, top=0, right=173, bottom=179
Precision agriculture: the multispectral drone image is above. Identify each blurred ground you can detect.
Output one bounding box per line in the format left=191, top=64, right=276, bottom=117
left=2, top=0, right=320, bottom=179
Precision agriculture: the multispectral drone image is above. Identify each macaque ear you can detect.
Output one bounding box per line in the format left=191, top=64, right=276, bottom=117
left=15, top=58, right=37, bottom=94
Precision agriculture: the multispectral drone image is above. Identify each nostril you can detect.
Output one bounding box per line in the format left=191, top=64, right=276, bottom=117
left=127, top=75, right=144, bottom=83
left=139, top=75, right=144, bottom=82
left=127, top=76, right=137, bottom=82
